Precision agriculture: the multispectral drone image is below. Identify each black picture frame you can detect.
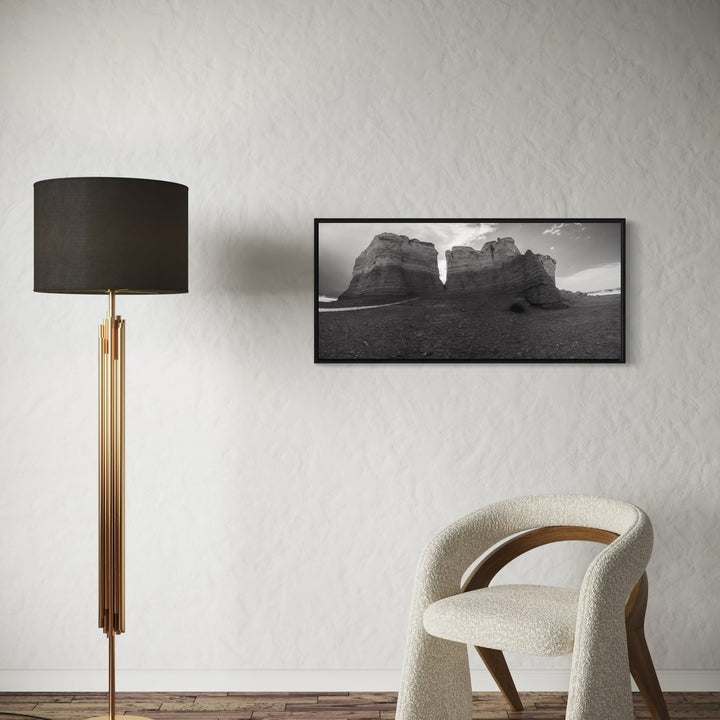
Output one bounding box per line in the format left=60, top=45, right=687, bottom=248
left=315, top=218, right=625, bottom=363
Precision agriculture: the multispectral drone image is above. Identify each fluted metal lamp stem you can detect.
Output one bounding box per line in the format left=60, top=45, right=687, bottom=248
left=97, top=290, right=125, bottom=719
left=88, top=290, right=140, bottom=720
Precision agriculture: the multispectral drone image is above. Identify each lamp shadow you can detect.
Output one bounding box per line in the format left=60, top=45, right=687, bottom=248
left=211, top=229, right=314, bottom=297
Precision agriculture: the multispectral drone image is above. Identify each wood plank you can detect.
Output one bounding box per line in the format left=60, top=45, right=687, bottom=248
left=632, top=691, right=687, bottom=705
left=283, top=698, right=320, bottom=706
left=137, top=713, right=252, bottom=720
left=683, top=693, right=720, bottom=704
left=228, top=694, right=349, bottom=698
left=0, top=695, right=74, bottom=704
left=0, top=692, right=78, bottom=698
left=251, top=711, right=380, bottom=720
left=35, top=699, right=163, bottom=711
left=160, top=699, right=286, bottom=712
left=317, top=695, right=393, bottom=705
left=0, top=702, right=39, bottom=711
left=290, top=706, right=395, bottom=712
left=634, top=707, right=720, bottom=719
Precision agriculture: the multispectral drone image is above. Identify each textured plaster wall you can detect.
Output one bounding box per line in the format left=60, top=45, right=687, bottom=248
left=0, top=0, right=718, bottom=687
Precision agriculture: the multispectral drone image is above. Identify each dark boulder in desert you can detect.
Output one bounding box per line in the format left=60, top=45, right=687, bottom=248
left=340, top=233, right=444, bottom=300
left=509, top=297, right=529, bottom=313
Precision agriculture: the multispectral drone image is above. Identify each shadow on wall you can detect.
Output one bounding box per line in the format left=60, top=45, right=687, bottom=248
left=211, top=229, right=313, bottom=297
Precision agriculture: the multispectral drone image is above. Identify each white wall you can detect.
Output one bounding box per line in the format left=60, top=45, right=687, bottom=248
left=1, top=0, right=718, bottom=692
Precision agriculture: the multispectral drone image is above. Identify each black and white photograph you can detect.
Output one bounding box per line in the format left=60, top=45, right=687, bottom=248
left=315, top=219, right=625, bottom=362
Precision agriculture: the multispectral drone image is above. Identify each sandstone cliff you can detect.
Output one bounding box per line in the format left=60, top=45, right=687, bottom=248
left=445, top=237, right=565, bottom=308
left=340, top=233, right=444, bottom=300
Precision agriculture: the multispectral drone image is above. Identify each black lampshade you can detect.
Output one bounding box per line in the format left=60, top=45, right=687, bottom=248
left=34, top=177, right=188, bottom=294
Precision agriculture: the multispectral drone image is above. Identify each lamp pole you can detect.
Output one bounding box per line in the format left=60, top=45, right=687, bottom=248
left=98, top=288, right=124, bottom=720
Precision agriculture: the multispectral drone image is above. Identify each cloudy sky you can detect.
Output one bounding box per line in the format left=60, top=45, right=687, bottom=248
left=318, top=221, right=623, bottom=297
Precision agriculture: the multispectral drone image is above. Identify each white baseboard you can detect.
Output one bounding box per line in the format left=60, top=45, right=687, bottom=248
left=0, top=669, right=718, bottom=692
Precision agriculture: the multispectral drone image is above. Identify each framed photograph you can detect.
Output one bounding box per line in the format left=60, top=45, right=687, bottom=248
left=315, top=219, right=625, bottom=363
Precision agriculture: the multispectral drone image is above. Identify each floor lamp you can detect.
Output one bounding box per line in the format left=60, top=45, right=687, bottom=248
left=34, top=177, right=188, bottom=720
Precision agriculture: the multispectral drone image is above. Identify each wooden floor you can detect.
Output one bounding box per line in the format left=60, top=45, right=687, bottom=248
left=0, top=692, right=719, bottom=720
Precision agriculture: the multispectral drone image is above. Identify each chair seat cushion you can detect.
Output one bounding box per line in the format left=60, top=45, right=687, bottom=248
left=423, top=584, right=579, bottom=657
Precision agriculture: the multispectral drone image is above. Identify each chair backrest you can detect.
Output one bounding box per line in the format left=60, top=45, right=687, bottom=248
left=461, top=524, right=648, bottom=631
left=458, top=494, right=649, bottom=539
left=423, top=495, right=652, bottom=596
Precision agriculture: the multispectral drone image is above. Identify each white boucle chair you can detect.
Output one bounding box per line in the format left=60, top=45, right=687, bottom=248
left=396, top=495, right=668, bottom=720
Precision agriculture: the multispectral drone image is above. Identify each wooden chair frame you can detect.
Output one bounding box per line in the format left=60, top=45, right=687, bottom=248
left=461, top=525, right=669, bottom=720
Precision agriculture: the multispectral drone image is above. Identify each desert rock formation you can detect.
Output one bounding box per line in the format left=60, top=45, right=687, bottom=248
left=340, top=233, right=444, bottom=300
left=445, top=237, right=565, bottom=308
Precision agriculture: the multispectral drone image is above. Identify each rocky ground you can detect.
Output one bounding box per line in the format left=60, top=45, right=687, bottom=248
left=317, top=294, right=623, bottom=361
